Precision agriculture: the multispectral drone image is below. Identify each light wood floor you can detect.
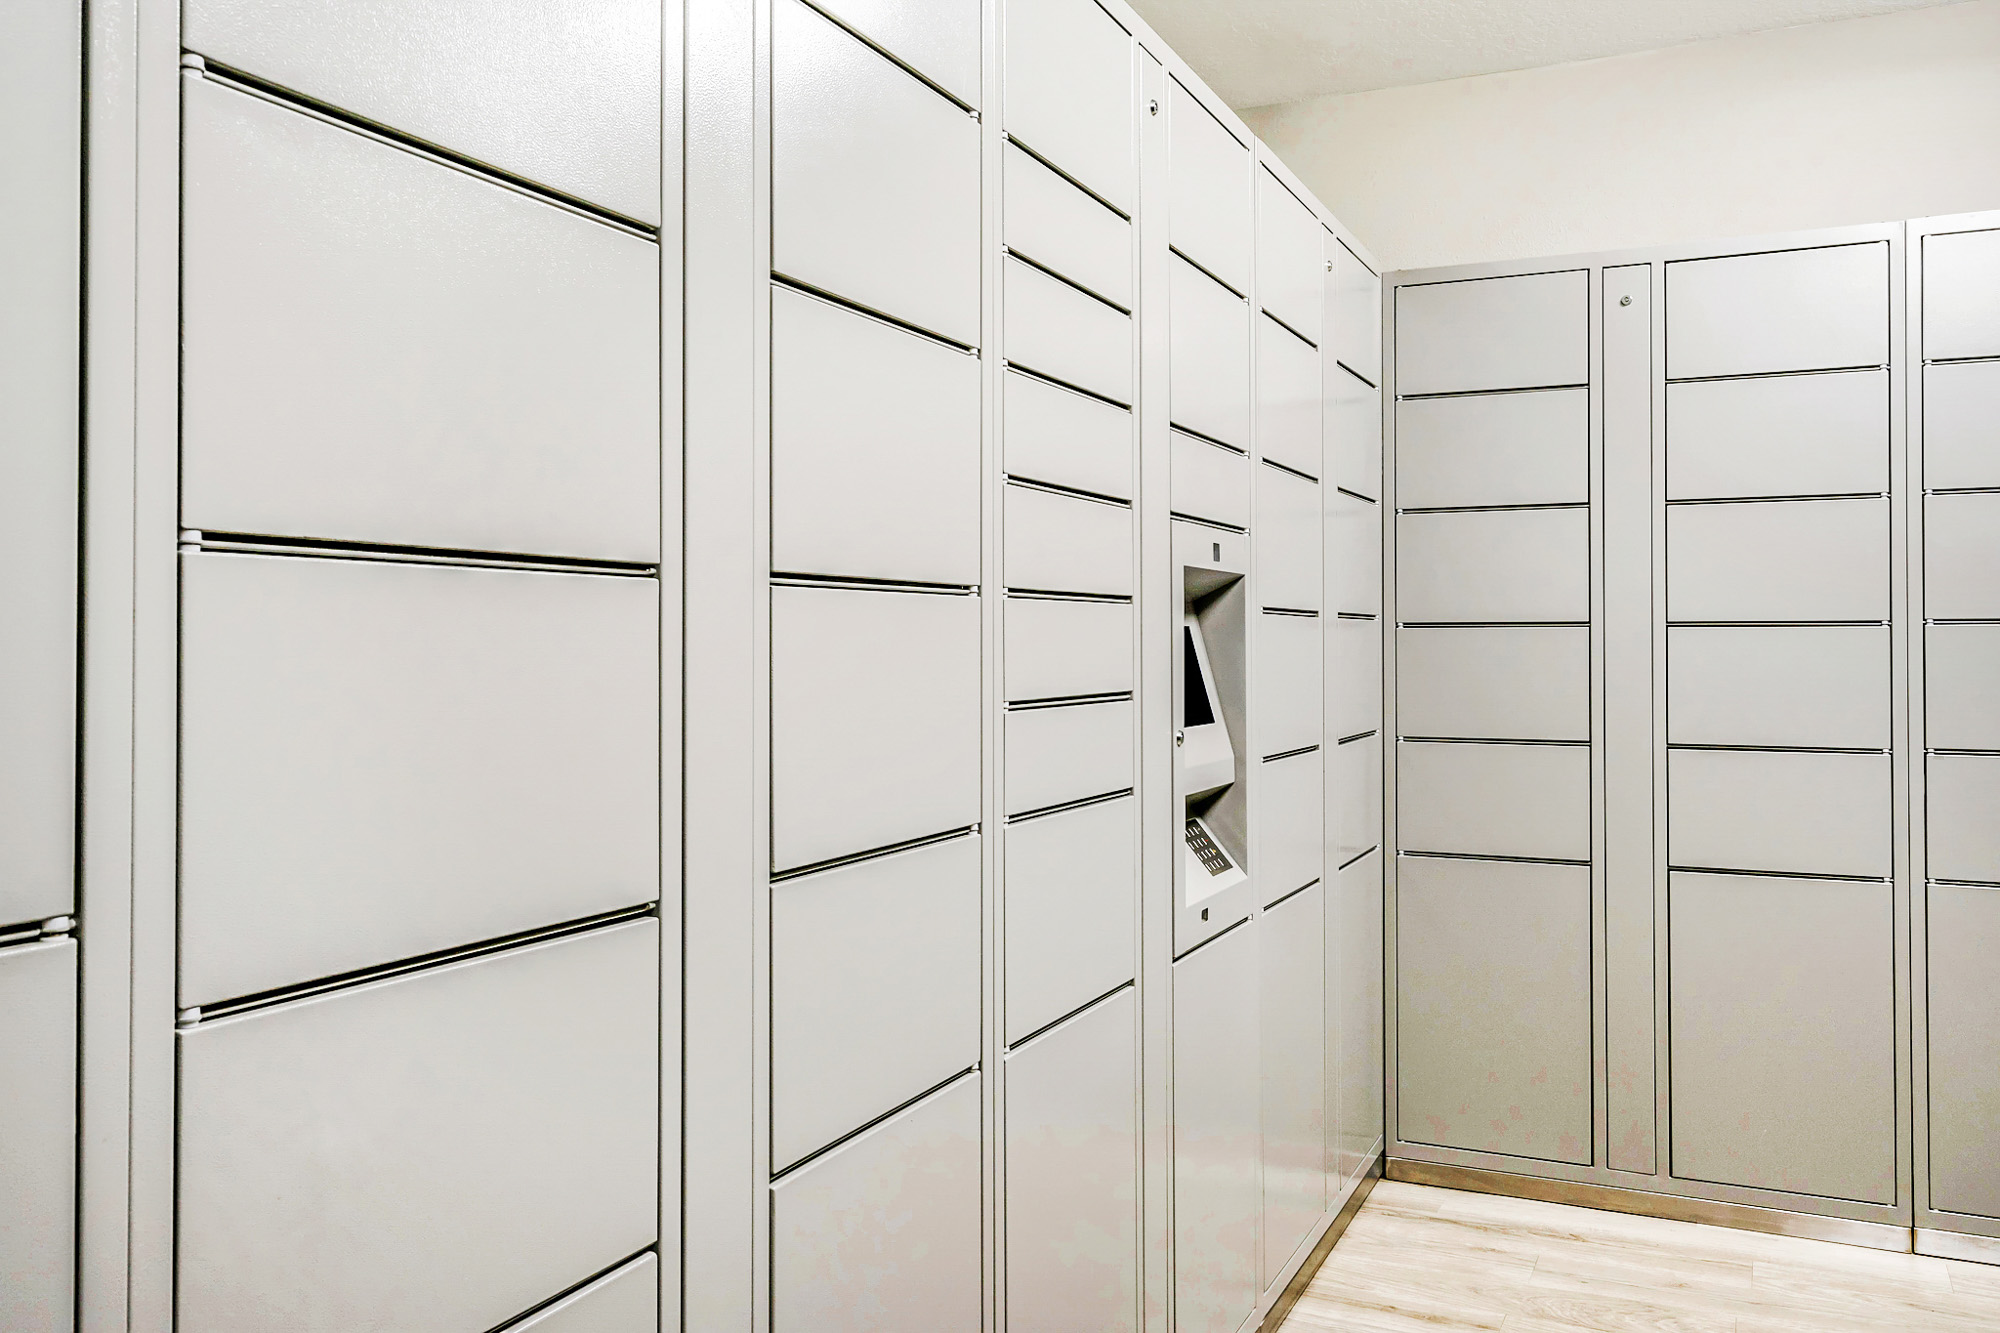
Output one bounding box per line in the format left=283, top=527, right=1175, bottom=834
left=1278, top=1180, right=2000, bottom=1332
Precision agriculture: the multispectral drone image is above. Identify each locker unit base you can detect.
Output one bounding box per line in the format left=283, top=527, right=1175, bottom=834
left=1915, top=1229, right=2000, bottom=1267
left=1255, top=1152, right=1383, bottom=1333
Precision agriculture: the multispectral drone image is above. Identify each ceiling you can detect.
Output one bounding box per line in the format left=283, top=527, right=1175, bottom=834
left=1127, top=0, right=1965, bottom=109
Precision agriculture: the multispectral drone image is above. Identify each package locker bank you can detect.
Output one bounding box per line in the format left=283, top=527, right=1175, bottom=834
left=2, top=0, right=1996, bottom=1329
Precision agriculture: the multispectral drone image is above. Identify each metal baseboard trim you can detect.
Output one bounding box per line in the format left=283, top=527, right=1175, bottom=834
left=1916, top=1228, right=2000, bottom=1266
left=1259, top=1152, right=1384, bottom=1333
left=1386, top=1158, right=1911, bottom=1254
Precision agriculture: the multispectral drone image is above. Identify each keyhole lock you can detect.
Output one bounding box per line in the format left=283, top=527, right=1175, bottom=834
left=1175, top=729, right=1185, bottom=747
left=1620, top=295, right=1633, bottom=307
left=1148, top=98, right=1159, bottom=116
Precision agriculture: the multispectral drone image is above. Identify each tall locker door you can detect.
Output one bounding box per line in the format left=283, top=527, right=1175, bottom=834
left=1260, top=885, right=1325, bottom=1285
left=1331, top=849, right=1384, bottom=1187
left=0, top=937, right=76, bottom=1333
left=1174, top=925, right=1260, bottom=1333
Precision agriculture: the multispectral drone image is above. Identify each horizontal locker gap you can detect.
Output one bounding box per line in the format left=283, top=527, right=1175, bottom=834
left=1337, top=611, right=1379, bottom=622
left=1001, top=132, right=1129, bottom=222
left=771, top=1064, right=978, bottom=1182
left=1262, top=456, right=1320, bottom=484
left=1003, top=247, right=1131, bottom=316
left=1168, top=513, right=1247, bottom=535
left=1336, top=487, right=1380, bottom=505
left=1928, top=618, right=2000, bottom=627
left=1398, top=382, right=1588, bottom=403
left=486, top=1247, right=660, bottom=1333
left=1168, top=420, right=1246, bottom=454
left=1262, top=307, right=1318, bottom=351
left=1400, top=621, right=1590, bottom=630
left=772, top=826, right=978, bottom=884
left=1002, top=359, right=1130, bottom=410
left=1006, top=787, right=1135, bottom=825
left=1264, top=607, right=1319, bottom=619
left=1336, top=360, right=1378, bottom=391
left=1172, top=911, right=1252, bottom=964
left=1929, top=748, right=2000, bottom=757
left=1264, top=877, right=1323, bottom=912
left=1400, top=849, right=1591, bottom=869
left=1337, top=845, right=1381, bottom=872
left=1669, top=742, right=1888, bottom=756
left=1399, top=735, right=1588, bottom=748
left=1395, top=266, right=1586, bottom=293
left=178, top=902, right=658, bottom=1026
left=1930, top=878, right=2000, bottom=891
left=1399, top=500, right=1588, bottom=516
left=1665, top=492, right=1886, bottom=507
left=1263, top=744, right=1322, bottom=763
left=180, top=531, right=656, bottom=578
left=1168, top=245, right=1247, bottom=302
left=1665, top=362, right=1885, bottom=387
left=185, top=57, right=656, bottom=238
left=1007, top=691, right=1133, bottom=712
left=795, top=0, right=977, bottom=116
left=1667, top=620, right=1889, bottom=630
left=0, top=923, right=70, bottom=951
left=1004, top=588, right=1132, bottom=606
left=1006, top=475, right=1132, bottom=509
left=770, top=571, right=975, bottom=596
left=1925, top=352, right=2000, bottom=368
left=1666, top=864, right=1889, bottom=885
left=773, top=273, right=978, bottom=355
left=1005, top=979, right=1135, bottom=1053
left=1926, top=485, right=2000, bottom=497
left=1338, top=730, right=1380, bottom=746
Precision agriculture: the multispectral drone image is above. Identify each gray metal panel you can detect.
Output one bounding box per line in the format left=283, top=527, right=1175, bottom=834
left=771, top=585, right=980, bottom=870
left=1257, top=612, right=1323, bottom=758
left=1396, top=388, right=1588, bottom=511
left=1669, top=872, right=1895, bottom=1204
left=1002, top=0, right=1134, bottom=212
left=1169, top=255, right=1251, bottom=448
left=1259, top=748, right=1324, bottom=903
left=1927, top=884, right=2000, bottom=1217
left=1170, top=432, right=1249, bottom=529
left=1332, top=615, right=1384, bottom=742
left=176, top=920, right=660, bottom=1333
left=1333, top=734, right=1383, bottom=868
left=1005, top=596, right=1133, bottom=703
left=1923, top=360, right=2000, bottom=491
left=1005, top=698, right=1135, bottom=816
left=1666, top=370, right=1887, bottom=502
left=1397, top=508, right=1589, bottom=625
left=1173, top=924, right=1260, bottom=1333
left=1004, top=989, right=1139, bottom=1333
left=1257, top=315, right=1323, bottom=479
left=1395, top=270, right=1588, bottom=396
left=1332, top=848, right=1385, bottom=1185
left=774, top=0, right=978, bottom=345
left=0, top=938, right=75, bottom=1333
left=1397, top=626, right=1589, bottom=742
left=1004, top=141, right=1131, bottom=308
left=1926, top=624, right=2000, bottom=750
left=1396, top=741, right=1590, bottom=862
left=1005, top=797, right=1137, bottom=1044
left=1922, top=226, right=2000, bottom=361
left=1666, top=497, right=1889, bottom=624
left=807, top=0, right=980, bottom=108
left=1004, top=483, right=1134, bottom=597
left=509, top=1254, right=658, bottom=1333
left=1667, top=625, right=1889, bottom=750
left=772, top=286, right=980, bottom=585
left=182, top=0, right=662, bottom=223
left=1665, top=242, right=1888, bottom=379
left=181, top=76, right=660, bottom=562
left=1327, top=239, right=1381, bottom=385
left=1331, top=492, right=1382, bottom=618
left=1004, top=256, right=1134, bottom=405
left=1257, top=169, right=1322, bottom=345
left=179, top=552, right=660, bottom=1004
left=772, top=836, right=980, bottom=1168
left=771, top=1072, right=983, bottom=1333
left=1167, top=78, right=1250, bottom=296
left=1261, top=883, right=1326, bottom=1283
left=1255, top=465, right=1322, bottom=612
left=1928, top=755, right=2000, bottom=884
left=1925, top=491, right=2000, bottom=620
left=1397, top=857, right=1592, bottom=1165
left=1329, top=364, right=1381, bottom=502
left=1668, top=750, right=1890, bottom=878
left=1004, top=369, right=1134, bottom=501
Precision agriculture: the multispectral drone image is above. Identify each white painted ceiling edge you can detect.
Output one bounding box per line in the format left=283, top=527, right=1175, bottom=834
left=1127, top=0, right=1965, bottom=109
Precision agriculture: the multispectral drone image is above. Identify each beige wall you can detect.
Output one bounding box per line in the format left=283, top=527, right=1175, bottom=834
left=1242, top=0, right=2000, bottom=273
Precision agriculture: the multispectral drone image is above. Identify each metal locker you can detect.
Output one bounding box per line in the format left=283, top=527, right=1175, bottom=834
left=774, top=0, right=979, bottom=346
left=1261, top=884, right=1326, bottom=1284
left=1667, top=497, right=1889, bottom=624
left=1005, top=595, right=1133, bottom=703
left=772, top=285, right=981, bottom=586
left=1326, top=238, right=1381, bottom=386
left=1259, top=749, right=1324, bottom=903
left=1668, top=750, right=1890, bottom=879
left=1004, top=141, right=1132, bottom=308
left=807, top=0, right=980, bottom=109
left=1928, top=755, right=2000, bottom=884
left=1005, top=698, right=1135, bottom=816
left=1170, top=255, right=1252, bottom=448
left=1255, top=465, right=1322, bottom=612
left=1926, top=492, right=2000, bottom=619
left=1332, top=848, right=1384, bottom=1185
left=1396, top=387, right=1589, bottom=511
left=1004, top=482, right=1134, bottom=596
left=1397, top=857, right=1592, bottom=1165
left=1329, top=365, right=1381, bottom=502
left=1002, top=0, right=1134, bottom=213
left=1669, top=872, right=1895, bottom=1203
left=1397, top=741, right=1590, bottom=862
left=1257, top=314, right=1323, bottom=478
left=771, top=1072, right=983, bottom=1333
left=179, top=552, right=659, bottom=1005
left=1004, top=989, right=1140, bottom=1333
left=1004, top=256, right=1134, bottom=405
left=1004, top=369, right=1134, bottom=501
left=1173, top=924, right=1260, bottom=1333
left=1258, top=168, right=1323, bottom=345
left=1332, top=615, right=1384, bottom=742
left=1923, top=360, right=2000, bottom=491
left=1665, top=242, right=1888, bottom=380
left=0, top=937, right=75, bottom=1333
left=1667, top=625, right=1889, bottom=750
left=773, top=836, right=979, bottom=1168
left=1397, top=508, right=1589, bottom=625
left=182, top=0, right=662, bottom=224
left=1170, top=432, right=1250, bottom=529
left=509, top=1254, right=658, bottom=1333
left=1926, top=624, right=2000, bottom=749
left=1330, top=492, right=1382, bottom=617
left=1396, top=626, right=1588, bottom=743
left=1394, top=270, right=1588, bottom=397
left=1922, top=226, right=2000, bottom=361
left=1333, top=733, right=1383, bottom=869
left=1256, top=612, right=1323, bottom=758
left=181, top=75, right=660, bottom=564
left=176, top=920, right=659, bottom=1333
left=1005, top=796, right=1137, bottom=1044
left=771, top=585, right=980, bottom=871
left=1168, top=77, right=1251, bottom=296
left=1927, top=884, right=2000, bottom=1217
left=1666, top=370, right=1887, bottom=502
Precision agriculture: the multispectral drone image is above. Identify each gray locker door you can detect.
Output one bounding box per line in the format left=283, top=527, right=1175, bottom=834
left=1332, top=848, right=1384, bottom=1186
left=0, top=938, right=75, bottom=1333
left=1256, top=613, right=1323, bottom=758
left=1330, top=492, right=1383, bottom=617
left=1003, top=141, right=1131, bottom=309
left=1397, top=741, right=1590, bottom=862
left=1168, top=78, right=1251, bottom=296
left=1923, top=360, right=2000, bottom=491
left=1005, top=698, right=1135, bottom=816
left=772, top=836, right=980, bottom=1168
left=1329, top=365, right=1381, bottom=503
left=1002, top=0, right=1134, bottom=213
left=181, top=74, right=661, bottom=563
left=1326, top=239, right=1381, bottom=386
left=1005, top=256, right=1135, bottom=406
left=771, top=1072, right=982, bottom=1333
left=773, top=0, right=978, bottom=346
left=1666, top=370, right=1887, bottom=502
left=1332, top=616, right=1384, bottom=743
left=1004, top=482, right=1134, bottom=596
left=509, top=1254, right=658, bottom=1333
left=1397, top=626, right=1589, bottom=743
left=1927, top=885, right=2000, bottom=1218
left=1261, top=884, right=1326, bottom=1286
left=1170, top=256, right=1251, bottom=448
left=1173, top=925, right=1260, bottom=1333
left=1004, top=370, right=1135, bottom=501
left=1668, top=750, right=1890, bottom=879
left=1258, top=749, right=1324, bottom=904
left=1397, top=857, right=1592, bottom=1165
left=1925, top=492, right=2000, bottom=620
left=1005, top=796, right=1137, bottom=1045
left=1394, top=270, right=1588, bottom=397
left=1255, top=465, right=1322, bottom=613
left=1667, top=497, right=1889, bottom=624
left=1667, top=625, right=1889, bottom=750
left=1396, top=388, right=1589, bottom=511
left=807, top=0, right=980, bottom=109
left=1927, top=755, right=2000, bottom=884
left=1927, top=624, right=2000, bottom=750
left=1923, top=227, right=2000, bottom=361
left=1333, top=733, right=1383, bottom=870
left=1170, top=432, right=1250, bottom=529
left=1665, top=243, right=1888, bottom=380
left=1004, top=596, right=1134, bottom=703
left=1669, top=873, right=1895, bottom=1204
left=1257, top=315, right=1323, bottom=479
left=1004, top=989, right=1139, bottom=1333
left=1397, top=508, right=1589, bottom=625
left=182, top=0, right=663, bottom=223
left=179, top=552, right=660, bottom=1004
left=1257, top=169, right=1322, bottom=346
left=176, top=920, right=659, bottom=1333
